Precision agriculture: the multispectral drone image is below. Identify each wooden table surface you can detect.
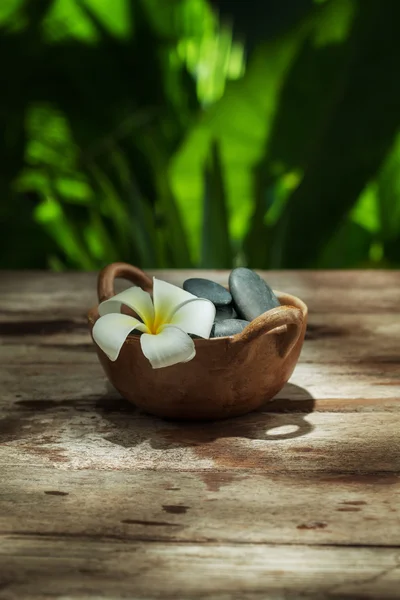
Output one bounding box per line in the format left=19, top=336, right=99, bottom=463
left=1, top=270, right=400, bottom=599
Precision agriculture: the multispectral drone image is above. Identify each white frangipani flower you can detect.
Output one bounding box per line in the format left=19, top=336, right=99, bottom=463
left=93, top=278, right=215, bottom=369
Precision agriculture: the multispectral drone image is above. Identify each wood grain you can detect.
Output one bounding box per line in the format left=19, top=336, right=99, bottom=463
left=1, top=539, right=400, bottom=600
left=1, top=398, right=400, bottom=472
left=1, top=270, right=400, bottom=599
left=1, top=270, right=400, bottom=317
left=1, top=467, right=399, bottom=546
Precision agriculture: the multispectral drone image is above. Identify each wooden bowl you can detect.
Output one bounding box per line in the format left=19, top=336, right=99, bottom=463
left=88, top=263, right=308, bottom=421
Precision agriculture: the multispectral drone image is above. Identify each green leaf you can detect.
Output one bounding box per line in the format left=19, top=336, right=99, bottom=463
left=377, top=132, right=400, bottom=241
left=316, top=219, right=372, bottom=268
left=81, top=0, right=131, bottom=40
left=42, top=0, right=99, bottom=43
left=34, top=195, right=96, bottom=269
left=272, top=0, right=400, bottom=267
left=200, top=140, right=232, bottom=268
left=125, top=182, right=162, bottom=269
left=138, top=131, right=192, bottom=268
left=170, top=26, right=305, bottom=263
left=0, top=0, right=24, bottom=26
left=350, top=182, right=380, bottom=235
left=245, top=1, right=357, bottom=266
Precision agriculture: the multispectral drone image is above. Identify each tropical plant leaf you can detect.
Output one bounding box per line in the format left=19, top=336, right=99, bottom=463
left=2, top=0, right=400, bottom=271
left=244, top=0, right=358, bottom=266
left=316, top=219, right=372, bottom=268
left=376, top=132, right=400, bottom=266
left=377, top=132, right=400, bottom=242
left=271, top=0, right=400, bottom=267
left=170, top=25, right=305, bottom=264
left=201, top=140, right=232, bottom=268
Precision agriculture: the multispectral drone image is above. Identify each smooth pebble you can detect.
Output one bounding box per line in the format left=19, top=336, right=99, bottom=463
left=229, top=267, right=280, bottom=321
left=183, top=278, right=232, bottom=307
left=214, top=304, right=237, bottom=321
left=211, top=319, right=250, bottom=338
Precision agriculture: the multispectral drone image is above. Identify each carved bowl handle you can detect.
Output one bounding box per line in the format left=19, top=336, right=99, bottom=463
left=97, top=262, right=153, bottom=303
left=232, top=305, right=304, bottom=359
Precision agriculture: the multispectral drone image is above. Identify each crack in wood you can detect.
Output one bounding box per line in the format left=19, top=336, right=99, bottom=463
left=0, top=319, right=86, bottom=336
left=2, top=532, right=400, bottom=550
left=121, top=519, right=181, bottom=527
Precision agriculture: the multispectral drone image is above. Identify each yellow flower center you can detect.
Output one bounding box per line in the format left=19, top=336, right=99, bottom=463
left=147, top=311, right=168, bottom=335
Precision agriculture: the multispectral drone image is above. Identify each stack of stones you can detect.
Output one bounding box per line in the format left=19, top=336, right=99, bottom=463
left=183, top=267, right=280, bottom=338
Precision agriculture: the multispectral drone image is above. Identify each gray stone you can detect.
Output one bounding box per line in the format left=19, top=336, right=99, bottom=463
left=214, top=304, right=238, bottom=321
left=183, top=278, right=232, bottom=307
left=229, top=268, right=280, bottom=321
left=211, top=319, right=250, bottom=338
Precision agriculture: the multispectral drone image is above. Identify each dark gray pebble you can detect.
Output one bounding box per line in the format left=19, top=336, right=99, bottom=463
left=183, top=278, right=232, bottom=307
left=229, top=267, right=280, bottom=321
left=214, top=304, right=238, bottom=321
left=211, top=319, right=250, bottom=338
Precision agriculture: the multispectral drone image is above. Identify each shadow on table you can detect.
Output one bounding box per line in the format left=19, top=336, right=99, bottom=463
left=95, top=382, right=315, bottom=451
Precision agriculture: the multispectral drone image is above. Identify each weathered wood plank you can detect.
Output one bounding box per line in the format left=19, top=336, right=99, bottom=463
left=1, top=393, right=400, bottom=472
left=1, top=538, right=400, bottom=599
left=1, top=467, right=399, bottom=546
left=1, top=270, right=400, bottom=315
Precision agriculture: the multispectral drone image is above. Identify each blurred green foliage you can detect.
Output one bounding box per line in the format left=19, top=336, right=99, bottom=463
left=1, top=0, right=400, bottom=269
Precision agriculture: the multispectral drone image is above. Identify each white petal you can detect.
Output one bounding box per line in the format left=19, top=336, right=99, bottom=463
left=93, top=313, right=148, bottom=361
left=140, top=325, right=195, bottom=369
left=153, top=277, right=196, bottom=323
left=98, top=286, right=154, bottom=327
left=170, top=298, right=216, bottom=338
